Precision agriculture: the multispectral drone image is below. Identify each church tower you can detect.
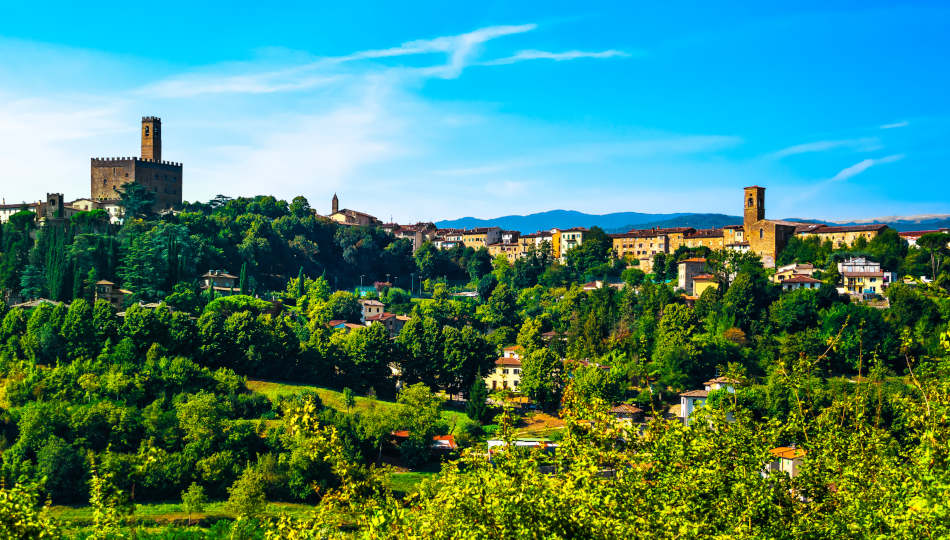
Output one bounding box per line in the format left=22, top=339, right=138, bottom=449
left=332, top=193, right=339, bottom=214
left=743, top=185, right=765, bottom=229
left=141, top=116, right=162, bottom=162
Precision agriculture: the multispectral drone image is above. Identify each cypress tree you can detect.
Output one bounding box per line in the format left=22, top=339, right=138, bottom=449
left=239, top=262, right=248, bottom=294
left=295, top=267, right=305, bottom=299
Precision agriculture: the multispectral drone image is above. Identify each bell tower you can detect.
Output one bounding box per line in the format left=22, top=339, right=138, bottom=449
left=141, top=116, right=162, bottom=161
left=743, top=185, right=765, bottom=228
left=332, top=193, right=339, bottom=214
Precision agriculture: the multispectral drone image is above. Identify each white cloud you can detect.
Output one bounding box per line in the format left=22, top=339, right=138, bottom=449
left=880, top=120, right=909, bottom=129
left=481, top=49, right=633, bottom=66
left=770, top=137, right=881, bottom=158
left=829, top=154, right=904, bottom=182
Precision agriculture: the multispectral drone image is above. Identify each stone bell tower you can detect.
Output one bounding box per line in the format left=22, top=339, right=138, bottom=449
left=743, top=185, right=765, bottom=230
left=141, top=116, right=162, bottom=162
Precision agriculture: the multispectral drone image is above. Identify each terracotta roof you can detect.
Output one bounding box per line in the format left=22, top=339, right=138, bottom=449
left=770, top=446, right=806, bottom=460
left=679, top=257, right=707, bottom=263
left=900, top=229, right=949, bottom=237
left=783, top=275, right=822, bottom=284
left=360, top=299, right=384, bottom=306
left=685, top=228, right=724, bottom=239
left=496, top=357, right=522, bottom=367
left=692, top=273, right=716, bottom=281
left=201, top=271, right=238, bottom=279
left=703, top=376, right=739, bottom=385
left=842, top=271, right=885, bottom=278
left=798, top=224, right=888, bottom=235
left=503, top=345, right=523, bottom=352
left=327, top=319, right=347, bottom=327
left=680, top=389, right=709, bottom=398
left=723, top=224, right=745, bottom=230
left=432, top=435, right=458, bottom=450
left=610, top=403, right=643, bottom=414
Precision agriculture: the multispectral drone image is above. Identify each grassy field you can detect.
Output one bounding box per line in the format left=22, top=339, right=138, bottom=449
left=246, top=379, right=472, bottom=426
left=50, top=500, right=316, bottom=525
left=388, top=471, right=436, bottom=497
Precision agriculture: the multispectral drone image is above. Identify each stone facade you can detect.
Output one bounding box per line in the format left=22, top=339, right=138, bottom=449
left=90, top=117, right=183, bottom=210
left=743, top=186, right=798, bottom=268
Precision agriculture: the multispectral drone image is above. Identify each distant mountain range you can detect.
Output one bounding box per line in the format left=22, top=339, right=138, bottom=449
left=435, top=210, right=950, bottom=234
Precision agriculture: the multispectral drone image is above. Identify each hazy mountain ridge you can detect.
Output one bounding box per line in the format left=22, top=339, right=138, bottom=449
left=436, top=210, right=950, bottom=234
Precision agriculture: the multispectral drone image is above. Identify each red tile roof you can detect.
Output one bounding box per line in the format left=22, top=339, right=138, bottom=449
left=680, top=389, right=709, bottom=398
left=770, top=446, right=806, bottom=460
left=496, top=357, right=522, bottom=367
left=703, top=376, right=739, bottom=385
left=685, top=228, right=724, bottom=239
left=842, top=271, right=885, bottom=278
left=680, top=257, right=707, bottom=263
left=610, top=403, right=643, bottom=414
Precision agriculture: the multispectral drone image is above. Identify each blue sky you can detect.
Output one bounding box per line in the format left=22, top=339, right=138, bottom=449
left=1, top=1, right=947, bottom=221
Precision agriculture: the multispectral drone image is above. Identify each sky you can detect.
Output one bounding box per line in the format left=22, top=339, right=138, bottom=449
left=0, top=1, right=948, bottom=222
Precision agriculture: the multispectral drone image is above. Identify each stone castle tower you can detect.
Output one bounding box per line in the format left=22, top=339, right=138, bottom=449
left=90, top=116, right=182, bottom=210
left=141, top=116, right=161, bottom=161
left=332, top=193, right=339, bottom=214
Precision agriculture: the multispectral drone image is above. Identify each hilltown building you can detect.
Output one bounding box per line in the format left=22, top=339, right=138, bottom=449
left=91, top=117, right=183, bottom=211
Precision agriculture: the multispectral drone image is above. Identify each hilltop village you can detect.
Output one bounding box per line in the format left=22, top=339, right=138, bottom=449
left=1, top=117, right=949, bottom=536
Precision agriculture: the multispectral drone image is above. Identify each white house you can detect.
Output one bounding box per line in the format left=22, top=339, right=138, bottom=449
left=359, top=299, right=384, bottom=322
left=679, top=377, right=737, bottom=426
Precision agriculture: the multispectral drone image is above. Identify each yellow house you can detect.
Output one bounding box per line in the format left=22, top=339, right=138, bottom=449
left=692, top=273, right=718, bottom=296
left=487, top=242, right=522, bottom=262
left=462, top=227, right=502, bottom=249
left=485, top=347, right=522, bottom=391
left=771, top=263, right=816, bottom=284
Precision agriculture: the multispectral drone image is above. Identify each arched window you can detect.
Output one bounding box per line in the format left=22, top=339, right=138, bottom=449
left=144, top=126, right=150, bottom=136
left=759, top=228, right=764, bottom=239
left=748, top=197, right=753, bottom=207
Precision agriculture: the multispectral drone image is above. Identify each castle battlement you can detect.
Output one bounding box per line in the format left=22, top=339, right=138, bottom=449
left=142, top=116, right=161, bottom=122
left=91, top=157, right=182, bottom=167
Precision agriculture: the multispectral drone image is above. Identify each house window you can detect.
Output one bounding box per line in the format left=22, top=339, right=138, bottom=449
left=759, top=228, right=764, bottom=239
left=144, top=126, right=150, bottom=136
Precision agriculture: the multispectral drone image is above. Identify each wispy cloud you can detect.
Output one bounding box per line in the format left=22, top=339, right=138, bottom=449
left=142, top=24, right=547, bottom=98
left=481, top=49, right=634, bottom=66
left=770, top=137, right=880, bottom=158
left=829, top=154, right=904, bottom=182
left=339, top=24, right=539, bottom=79
left=880, top=120, right=909, bottom=129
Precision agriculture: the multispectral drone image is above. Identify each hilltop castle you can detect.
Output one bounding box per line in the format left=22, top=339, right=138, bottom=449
left=90, top=117, right=182, bottom=209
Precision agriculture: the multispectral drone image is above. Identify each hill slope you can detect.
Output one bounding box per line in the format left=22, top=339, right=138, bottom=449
left=436, top=210, right=692, bottom=233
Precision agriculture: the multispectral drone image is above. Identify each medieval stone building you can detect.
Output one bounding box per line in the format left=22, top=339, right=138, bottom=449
left=743, top=186, right=799, bottom=268
left=90, top=117, right=182, bottom=210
